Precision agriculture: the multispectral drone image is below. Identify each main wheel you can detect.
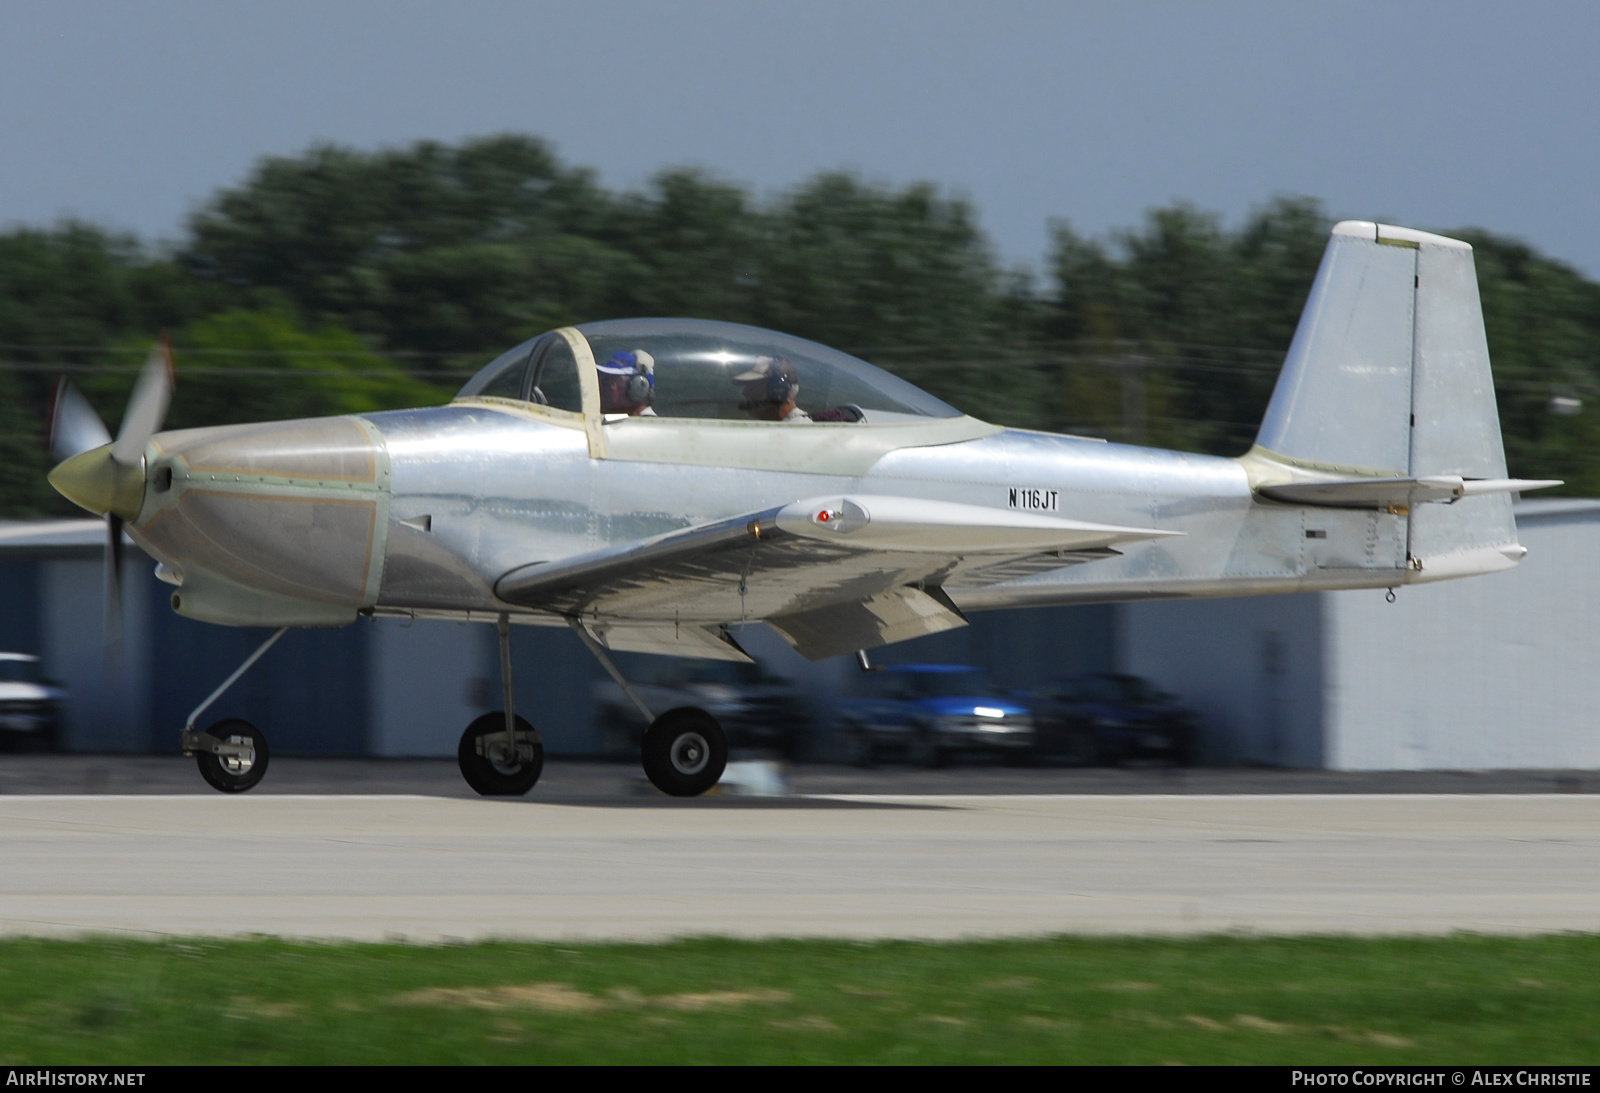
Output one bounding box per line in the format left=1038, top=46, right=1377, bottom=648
left=641, top=707, right=727, bottom=797
left=458, top=712, right=544, bottom=797
left=196, top=718, right=269, bottom=794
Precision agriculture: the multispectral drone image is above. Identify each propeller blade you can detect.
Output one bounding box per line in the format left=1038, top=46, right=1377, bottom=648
left=104, top=514, right=124, bottom=658
left=112, top=339, right=174, bottom=466
left=47, top=378, right=112, bottom=465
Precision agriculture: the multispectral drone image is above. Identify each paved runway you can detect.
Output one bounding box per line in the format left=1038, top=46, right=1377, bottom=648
left=3, top=755, right=1597, bottom=796
left=2, top=793, right=1598, bottom=941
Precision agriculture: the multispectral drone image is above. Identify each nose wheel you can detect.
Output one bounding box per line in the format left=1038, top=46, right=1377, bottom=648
left=642, top=707, right=728, bottom=797
left=194, top=718, right=269, bottom=793
left=181, top=627, right=288, bottom=794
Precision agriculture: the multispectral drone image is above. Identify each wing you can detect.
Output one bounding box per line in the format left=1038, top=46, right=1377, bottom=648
left=496, top=495, right=1179, bottom=661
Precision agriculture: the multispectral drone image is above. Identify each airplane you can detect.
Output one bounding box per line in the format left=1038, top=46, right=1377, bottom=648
left=45, top=220, right=1559, bottom=797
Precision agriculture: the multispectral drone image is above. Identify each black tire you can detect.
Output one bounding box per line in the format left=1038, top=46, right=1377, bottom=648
left=641, top=707, right=727, bottom=797
left=196, top=718, right=269, bottom=794
left=458, top=713, right=543, bottom=797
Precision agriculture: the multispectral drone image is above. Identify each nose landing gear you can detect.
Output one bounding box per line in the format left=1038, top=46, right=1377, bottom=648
left=181, top=626, right=287, bottom=794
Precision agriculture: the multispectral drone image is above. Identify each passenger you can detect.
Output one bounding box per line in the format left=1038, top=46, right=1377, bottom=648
left=597, top=350, right=656, bottom=416
left=733, top=356, right=811, bottom=423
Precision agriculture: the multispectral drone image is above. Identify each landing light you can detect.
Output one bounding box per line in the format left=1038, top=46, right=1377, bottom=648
left=975, top=707, right=1005, bottom=718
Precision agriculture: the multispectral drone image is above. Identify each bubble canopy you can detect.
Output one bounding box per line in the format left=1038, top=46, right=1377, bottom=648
left=457, top=319, right=961, bottom=423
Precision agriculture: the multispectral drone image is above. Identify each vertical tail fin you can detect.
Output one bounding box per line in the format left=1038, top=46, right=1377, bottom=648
left=1246, top=221, right=1546, bottom=580
left=1254, top=220, right=1507, bottom=478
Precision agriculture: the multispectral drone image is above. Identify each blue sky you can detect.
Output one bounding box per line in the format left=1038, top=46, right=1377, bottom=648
left=3, top=1, right=1596, bottom=275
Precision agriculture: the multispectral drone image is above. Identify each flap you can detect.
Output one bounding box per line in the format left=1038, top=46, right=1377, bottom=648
left=580, top=620, right=753, bottom=662
left=767, top=586, right=968, bottom=662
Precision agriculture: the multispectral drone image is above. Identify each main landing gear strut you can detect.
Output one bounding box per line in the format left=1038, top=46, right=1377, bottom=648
left=569, top=619, right=728, bottom=797
left=456, top=613, right=544, bottom=796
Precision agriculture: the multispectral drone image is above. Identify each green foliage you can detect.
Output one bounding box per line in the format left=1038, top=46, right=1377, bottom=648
left=605, top=168, right=762, bottom=322
left=183, top=136, right=635, bottom=357
left=1041, top=196, right=1330, bottom=452
left=0, top=374, right=60, bottom=517
left=3, top=934, right=1600, bottom=1063
left=81, top=310, right=451, bottom=433
left=181, top=140, right=1016, bottom=360
left=755, top=173, right=1007, bottom=352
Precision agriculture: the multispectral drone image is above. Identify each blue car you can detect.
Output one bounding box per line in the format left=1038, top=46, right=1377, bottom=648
left=837, top=664, right=1035, bottom=767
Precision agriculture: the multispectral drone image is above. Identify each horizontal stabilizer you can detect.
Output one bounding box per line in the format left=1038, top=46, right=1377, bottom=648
left=1259, top=476, right=1562, bottom=509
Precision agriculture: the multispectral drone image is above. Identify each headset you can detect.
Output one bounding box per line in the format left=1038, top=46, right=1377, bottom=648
left=625, top=367, right=654, bottom=406
left=602, top=350, right=654, bottom=408
left=764, top=362, right=797, bottom=404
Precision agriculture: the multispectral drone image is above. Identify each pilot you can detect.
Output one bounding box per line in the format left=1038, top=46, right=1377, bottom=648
left=598, top=350, right=657, bottom=416
left=733, top=356, right=811, bottom=423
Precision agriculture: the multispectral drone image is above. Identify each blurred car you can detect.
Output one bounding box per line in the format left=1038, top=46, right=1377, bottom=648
left=1025, top=672, right=1196, bottom=766
left=593, top=659, right=811, bottom=759
left=837, top=664, right=1034, bottom=767
left=0, top=653, right=64, bottom=752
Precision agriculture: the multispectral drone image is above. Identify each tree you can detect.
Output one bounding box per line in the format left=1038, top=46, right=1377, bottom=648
left=183, top=136, right=632, bottom=358
left=754, top=173, right=1004, bottom=354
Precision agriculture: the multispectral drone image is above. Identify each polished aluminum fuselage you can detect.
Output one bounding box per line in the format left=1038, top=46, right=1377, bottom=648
left=370, top=403, right=1409, bottom=625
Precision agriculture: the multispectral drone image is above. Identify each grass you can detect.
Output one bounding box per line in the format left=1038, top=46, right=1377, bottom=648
left=0, top=934, right=1596, bottom=1064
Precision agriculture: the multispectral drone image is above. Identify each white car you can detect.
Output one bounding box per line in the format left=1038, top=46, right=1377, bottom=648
left=0, top=654, right=64, bottom=751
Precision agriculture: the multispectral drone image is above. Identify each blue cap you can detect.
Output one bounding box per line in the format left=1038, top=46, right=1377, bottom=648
left=599, top=349, right=654, bottom=378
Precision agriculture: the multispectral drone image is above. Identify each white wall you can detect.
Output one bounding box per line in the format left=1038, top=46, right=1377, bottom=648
left=1327, top=506, right=1600, bottom=769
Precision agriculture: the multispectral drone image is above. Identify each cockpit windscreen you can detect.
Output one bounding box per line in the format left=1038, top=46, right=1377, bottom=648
left=456, top=319, right=962, bottom=424
left=579, top=319, right=959, bottom=423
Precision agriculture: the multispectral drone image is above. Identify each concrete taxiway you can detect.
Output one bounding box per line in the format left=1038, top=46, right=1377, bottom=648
left=1, top=792, right=1597, bottom=941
